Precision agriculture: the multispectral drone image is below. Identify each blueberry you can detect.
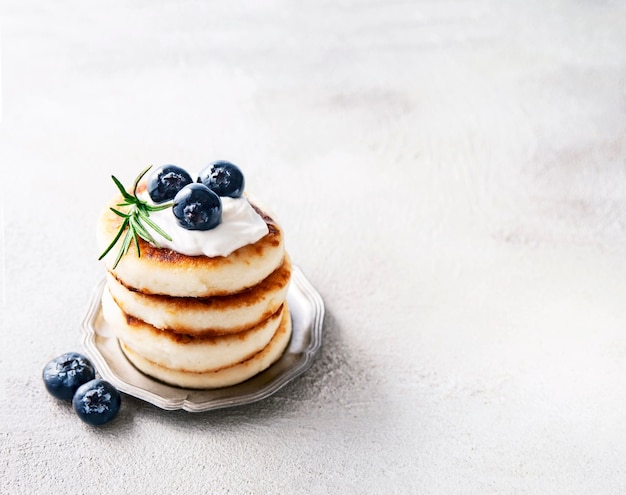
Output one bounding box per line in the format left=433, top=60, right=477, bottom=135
left=197, top=161, right=245, bottom=198
left=72, top=379, right=121, bottom=426
left=147, top=164, right=193, bottom=203
left=172, top=183, right=222, bottom=231
left=42, top=352, right=96, bottom=401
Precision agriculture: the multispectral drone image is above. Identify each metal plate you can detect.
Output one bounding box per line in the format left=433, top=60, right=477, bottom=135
left=81, top=266, right=324, bottom=412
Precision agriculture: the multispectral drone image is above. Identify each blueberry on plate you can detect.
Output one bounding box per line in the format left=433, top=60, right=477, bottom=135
left=147, top=164, right=193, bottom=203
left=172, top=183, right=222, bottom=231
left=42, top=352, right=96, bottom=401
left=197, top=160, right=245, bottom=198
left=72, top=379, right=121, bottom=426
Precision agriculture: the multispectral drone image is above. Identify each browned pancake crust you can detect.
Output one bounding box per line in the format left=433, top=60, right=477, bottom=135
left=117, top=253, right=291, bottom=302
left=101, top=197, right=280, bottom=278
left=108, top=255, right=291, bottom=336
left=121, top=303, right=284, bottom=347
left=98, top=194, right=284, bottom=297
left=120, top=306, right=292, bottom=388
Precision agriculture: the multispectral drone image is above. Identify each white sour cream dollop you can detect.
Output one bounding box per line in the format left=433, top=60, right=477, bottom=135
left=140, top=193, right=268, bottom=257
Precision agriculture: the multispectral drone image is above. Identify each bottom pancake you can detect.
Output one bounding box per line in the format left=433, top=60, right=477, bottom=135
left=120, top=306, right=292, bottom=389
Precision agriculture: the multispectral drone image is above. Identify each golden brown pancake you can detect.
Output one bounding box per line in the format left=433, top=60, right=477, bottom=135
left=106, top=255, right=292, bottom=336
left=97, top=195, right=285, bottom=297
left=121, top=306, right=292, bottom=389
left=102, top=286, right=286, bottom=373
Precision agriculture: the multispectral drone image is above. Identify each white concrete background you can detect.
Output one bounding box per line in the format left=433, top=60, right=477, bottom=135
left=1, top=1, right=626, bottom=493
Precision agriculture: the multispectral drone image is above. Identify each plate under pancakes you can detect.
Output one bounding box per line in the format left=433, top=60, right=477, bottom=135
left=82, top=266, right=324, bottom=411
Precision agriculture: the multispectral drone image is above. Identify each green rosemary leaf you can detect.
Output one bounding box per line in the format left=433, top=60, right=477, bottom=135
left=99, top=167, right=173, bottom=267
left=111, top=175, right=135, bottom=203
left=111, top=226, right=133, bottom=269
left=98, top=217, right=129, bottom=260
left=146, top=201, right=174, bottom=212
left=137, top=209, right=173, bottom=241
left=130, top=216, right=159, bottom=247
left=132, top=229, right=141, bottom=257
left=109, top=207, right=130, bottom=219
left=133, top=165, right=153, bottom=196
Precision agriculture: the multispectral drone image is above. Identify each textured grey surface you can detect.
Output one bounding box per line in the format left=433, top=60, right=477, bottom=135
left=1, top=1, right=626, bottom=493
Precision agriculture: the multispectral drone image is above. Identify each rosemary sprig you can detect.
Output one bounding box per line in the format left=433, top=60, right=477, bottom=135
left=98, top=166, right=173, bottom=269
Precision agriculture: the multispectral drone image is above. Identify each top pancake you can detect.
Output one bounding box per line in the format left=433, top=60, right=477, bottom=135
left=97, top=194, right=285, bottom=297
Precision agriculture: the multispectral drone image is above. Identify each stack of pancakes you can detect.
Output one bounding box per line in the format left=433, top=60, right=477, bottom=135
left=97, top=196, right=292, bottom=389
